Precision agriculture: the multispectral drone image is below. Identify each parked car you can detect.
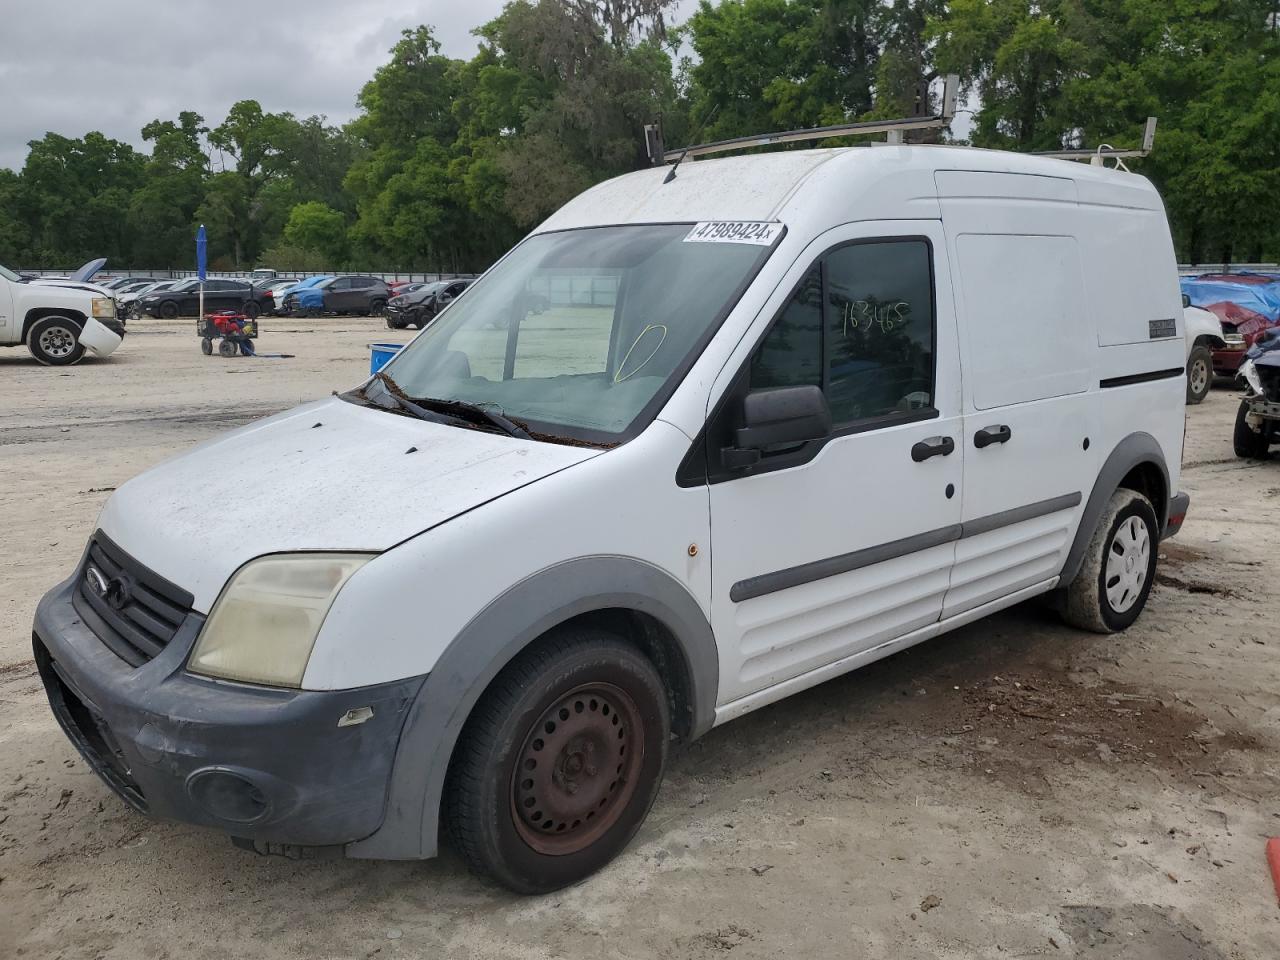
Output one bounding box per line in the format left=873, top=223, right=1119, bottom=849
left=385, top=279, right=473, bottom=329
left=119, top=280, right=179, bottom=319
left=277, top=276, right=334, bottom=314
left=1183, top=303, right=1228, bottom=404
left=256, top=278, right=301, bottom=308
left=33, top=146, right=1189, bottom=895
left=290, top=275, right=390, bottom=316
left=1234, top=328, right=1280, bottom=457
left=388, top=280, right=429, bottom=298
left=1180, top=273, right=1278, bottom=376
left=138, top=278, right=273, bottom=319
left=1, top=261, right=124, bottom=364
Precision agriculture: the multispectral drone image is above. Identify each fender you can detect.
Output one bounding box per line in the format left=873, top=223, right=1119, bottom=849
left=1059, top=432, right=1169, bottom=585
left=345, top=555, right=719, bottom=860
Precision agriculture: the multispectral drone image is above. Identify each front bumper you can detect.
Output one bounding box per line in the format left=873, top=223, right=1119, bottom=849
left=34, top=575, right=425, bottom=850
left=1212, top=344, right=1247, bottom=374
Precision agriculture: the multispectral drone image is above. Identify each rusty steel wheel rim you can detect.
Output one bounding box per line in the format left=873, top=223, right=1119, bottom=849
left=510, top=682, right=644, bottom=856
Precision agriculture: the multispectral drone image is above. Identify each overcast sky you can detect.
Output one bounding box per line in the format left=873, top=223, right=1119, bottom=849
left=1, top=0, right=700, bottom=172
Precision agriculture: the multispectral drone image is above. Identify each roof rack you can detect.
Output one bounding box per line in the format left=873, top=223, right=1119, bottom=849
left=1033, top=117, right=1157, bottom=166
left=646, top=74, right=960, bottom=166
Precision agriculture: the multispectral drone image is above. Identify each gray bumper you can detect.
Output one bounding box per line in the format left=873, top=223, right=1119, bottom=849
left=33, top=575, right=425, bottom=852
left=1163, top=491, right=1190, bottom=539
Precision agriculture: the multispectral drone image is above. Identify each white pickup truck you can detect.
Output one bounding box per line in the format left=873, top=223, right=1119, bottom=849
left=0, top=262, right=125, bottom=365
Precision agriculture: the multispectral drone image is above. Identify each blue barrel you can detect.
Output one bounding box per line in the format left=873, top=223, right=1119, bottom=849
left=368, top=342, right=403, bottom=375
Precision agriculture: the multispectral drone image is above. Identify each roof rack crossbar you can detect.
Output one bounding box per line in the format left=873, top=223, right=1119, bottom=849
left=658, top=74, right=959, bottom=165
left=1034, top=117, right=1157, bottom=163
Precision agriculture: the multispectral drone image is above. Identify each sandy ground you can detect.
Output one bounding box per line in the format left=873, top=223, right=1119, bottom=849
left=1, top=317, right=1278, bottom=959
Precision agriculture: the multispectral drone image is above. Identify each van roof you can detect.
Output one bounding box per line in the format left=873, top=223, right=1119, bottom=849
left=535, top=145, right=1164, bottom=235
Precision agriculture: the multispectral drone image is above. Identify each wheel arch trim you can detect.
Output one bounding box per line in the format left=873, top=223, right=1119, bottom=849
left=344, top=556, right=718, bottom=860
left=1060, top=432, right=1170, bottom=585
left=23, top=309, right=86, bottom=342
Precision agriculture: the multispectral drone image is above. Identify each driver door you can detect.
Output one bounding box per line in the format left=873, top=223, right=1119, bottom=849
left=707, top=222, right=963, bottom=708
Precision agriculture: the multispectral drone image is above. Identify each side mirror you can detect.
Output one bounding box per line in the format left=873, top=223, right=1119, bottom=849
left=1182, top=293, right=1191, bottom=308
left=723, top=385, right=832, bottom=469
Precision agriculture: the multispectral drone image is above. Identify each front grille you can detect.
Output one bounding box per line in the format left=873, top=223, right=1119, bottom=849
left=34, top=638, right=147, bottom=811
left=72, top=532, right=193, bottom=668
left=1258, top=363, right=1280, bottom=404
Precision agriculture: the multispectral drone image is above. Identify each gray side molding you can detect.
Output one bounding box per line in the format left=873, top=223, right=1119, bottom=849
left=346, top=556, right=718, bottom=860
left=1059, top=432, right=1169, bottom=585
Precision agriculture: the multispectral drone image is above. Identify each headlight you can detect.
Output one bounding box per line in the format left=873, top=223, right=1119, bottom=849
left=91, top=297, right=115, bottom=318
left=1241, top=359, right=1262, bottom=394
left=188, top=553, right=371, bottom=687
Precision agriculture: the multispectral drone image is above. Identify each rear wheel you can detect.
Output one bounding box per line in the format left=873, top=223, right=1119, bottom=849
left=27, top=316, right=84, bottom=366
left=242, top=300, right=261, bottom=319
left=1185, top=345, right=1212, bottom=404
left=446, top=630, right=669, bottom=894
left=218, top=339, right=237, bottom=358
left=369, top=298, right=387, bottom=317
left=1234, top=398, right=1271, bottom=458
left=200, top=337, right=213, bottom=355
left=1060, top=489, right=1159, bottom=634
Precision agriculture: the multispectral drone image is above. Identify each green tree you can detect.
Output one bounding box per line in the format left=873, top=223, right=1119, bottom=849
left=281, top=200, right=348, bottom=265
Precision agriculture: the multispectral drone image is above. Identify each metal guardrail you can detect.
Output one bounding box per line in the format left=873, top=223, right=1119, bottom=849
left=18, top=269, right=478, bottom=283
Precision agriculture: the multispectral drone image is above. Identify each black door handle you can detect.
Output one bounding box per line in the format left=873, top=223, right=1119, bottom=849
left=911, top=436, right=955, bottom=462
left=974, top=425, right=1012, bottom=449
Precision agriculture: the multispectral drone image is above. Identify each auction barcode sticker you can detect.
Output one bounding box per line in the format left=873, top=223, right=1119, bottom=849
left=684, top=221, right=783, bottom=245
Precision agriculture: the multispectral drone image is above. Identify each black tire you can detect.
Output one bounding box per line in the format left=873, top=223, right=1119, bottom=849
left=218, top=339, right=237, bottom=358
left=445, top=630, right=669, bottom=894
left=1233, top=398, right=1270, bottom=458
left=369, top=298, right=387, bottom=317
left=242, top=300, right=261, bottom=319
left=1185, top=345, right=1212, bottom=404
left=385, top=317, right=405, bottom=330
left=159, top=300, right=179, bottom=319
left=200, top=337, right=213, bottom=355
left=1060, top=489, right=1159, bottom=634
left=26, top=316, right=85, bottom=366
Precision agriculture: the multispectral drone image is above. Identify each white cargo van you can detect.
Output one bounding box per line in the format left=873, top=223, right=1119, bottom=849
left=35, top=145, right=1189, bottom=893
left=1, top=262, right=124, bottom=364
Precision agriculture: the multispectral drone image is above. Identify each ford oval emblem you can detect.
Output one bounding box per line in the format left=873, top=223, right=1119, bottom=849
left=85, top=565, right=109, bottom=598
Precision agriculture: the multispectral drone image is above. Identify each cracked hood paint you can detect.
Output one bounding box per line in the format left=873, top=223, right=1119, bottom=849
left=97, top=396, right=599, bottom=611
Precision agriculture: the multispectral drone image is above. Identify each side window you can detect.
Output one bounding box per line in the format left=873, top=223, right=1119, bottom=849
left=749, top=239, right=935, bottom=427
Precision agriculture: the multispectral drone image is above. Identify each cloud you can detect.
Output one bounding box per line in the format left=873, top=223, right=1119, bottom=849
left=2, top=0, right=701, bottom=171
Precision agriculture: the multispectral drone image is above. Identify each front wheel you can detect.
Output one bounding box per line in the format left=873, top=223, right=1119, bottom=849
left=200, top=337, right=213, bottom=355
left=27, top=316, right=85, bottom=366
left=446, top=631, right=669, bottom=894
left=159, top=300, right=179, bottom=319
left=1185, top=345, right=1212, bottom=404
left=1234, top=398, right=1270, bottom=458
left=1060, top=489, right=1159, bottom=634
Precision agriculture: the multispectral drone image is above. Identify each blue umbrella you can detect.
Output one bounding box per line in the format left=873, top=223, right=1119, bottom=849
left=196, top=224, right=207, bottom=281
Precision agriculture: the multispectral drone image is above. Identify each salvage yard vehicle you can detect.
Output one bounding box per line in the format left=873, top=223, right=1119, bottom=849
left=278, top=275, right=334, bottom=314
left=1183, top=303, right=1227, bottom=404
left=35, top=136, right=1191, bottom=895
left=1, top=261, right=124, bottom=365
left=385, top=278, right=472, bottom=329
left=289, top=275, right=391, bottom=316
left=1232, top=328, right=1280, bottom=458
left=139, top=278, right=273, bottom=319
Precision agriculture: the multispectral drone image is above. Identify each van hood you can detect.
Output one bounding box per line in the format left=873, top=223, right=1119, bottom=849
left=97, top=396, right=600, bottom=611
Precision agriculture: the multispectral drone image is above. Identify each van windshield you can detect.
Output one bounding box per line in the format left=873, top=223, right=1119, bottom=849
left=378, top=224, right=777, bottom=442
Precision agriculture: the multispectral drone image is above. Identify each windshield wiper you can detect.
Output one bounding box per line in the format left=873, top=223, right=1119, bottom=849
left=412, top=396, right=532, bottom=440
left=359, top=374, right=456, bottom=427
left=358, top=374, right=531, bottom=440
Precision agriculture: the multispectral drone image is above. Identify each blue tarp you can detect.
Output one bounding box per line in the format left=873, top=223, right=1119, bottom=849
left=1180, top=274, right=1280, bottom=334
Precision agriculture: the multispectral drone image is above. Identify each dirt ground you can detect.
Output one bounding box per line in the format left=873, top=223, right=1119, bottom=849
left=1, top=316, right=1277, bottom=959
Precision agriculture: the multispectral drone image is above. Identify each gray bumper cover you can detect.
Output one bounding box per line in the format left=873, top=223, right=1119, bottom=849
left=33, top=575, right=425, bottom=851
